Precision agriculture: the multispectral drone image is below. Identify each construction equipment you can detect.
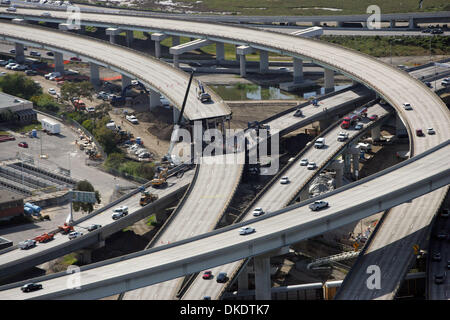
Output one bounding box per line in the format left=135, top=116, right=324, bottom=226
left=58, top=223, right=74, bottom=234
left=151, top=167, right=169, bottom=188
left=33, top=233, right=55, bottom=243
left=139, top=191, right=159, bottom=206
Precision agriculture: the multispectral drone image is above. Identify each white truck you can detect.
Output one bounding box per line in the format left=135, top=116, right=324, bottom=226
left=112, top=206, right=128, bottom=220
left=40, top=118, right=61, bottom=134
left=126, top=115, right=138, bottom=124
left=314, top=137, right=325, bottom=149
left=337, top=132, right=349, bottom=142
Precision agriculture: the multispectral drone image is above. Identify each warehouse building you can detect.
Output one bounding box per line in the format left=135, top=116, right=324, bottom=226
left=0, top=188, right=24, bottom=220
left=0, top=92, right=36, bottom=124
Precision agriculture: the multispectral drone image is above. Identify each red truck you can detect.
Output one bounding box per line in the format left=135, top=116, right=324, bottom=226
left=341, top=114, right=359, bottom=129
left=72, top=99, right=87, bottom=111
left=34, top=233, right=55, bottom=243
left=58, top=223, right=74, bottom=234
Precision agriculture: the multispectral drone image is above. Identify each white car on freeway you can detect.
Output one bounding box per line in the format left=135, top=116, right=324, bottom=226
left=18, top=239, right=36, bottom=250
left=300, top=159, right=308, bottom=166
left=308, top=200, right=329, bottom=211
left=252, top=207, right=264, bottom=217
left=280, top=176, right=290, bottom=184
left=427, top=128, right=435, bottom=135
left=112, top=206, right=129, bottom=220
left=307, top=162, right=316, bottom=170
left=68, top=231, right=83, bottom=240
left=337, top=132, right=349, bottom=141
left=239, top=226, right=255, bottom=235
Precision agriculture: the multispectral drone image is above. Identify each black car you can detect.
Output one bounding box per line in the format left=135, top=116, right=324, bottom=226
left=216, top=272, right=228, bottom=283
left=87, top=224, right=102, bottom=232
left=425, top=82, right=432, bottom=88
left=434, top=273, right=446, bottom=284
left=421, top=29, right=431, bottom=33
left=293, top=108, right=303, bottom=117
left=431, top=29, right=443, bottom=34
left=25, top=70, right=37, bottom=76
left=21, top=283, right=43, bottom=293
left=432, top=252, right=441, bottom=262
left=46, top=52, right=54, bottom=56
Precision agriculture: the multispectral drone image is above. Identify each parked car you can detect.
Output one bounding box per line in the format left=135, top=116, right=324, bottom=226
left=48, top=88, right=57, bottom=95
left=307, top=162, right=316, bottom=170
left=368, top=114, right=378, bottom=121
left=252, top=207, right=264, bottom=217
left=112, top=206, right=128, bottom=220
left=70, top=56, right=81, bottom=62
left=309, top=200, right=329, bottom=211
left=6, top=6, right=17, bottom=12
left=0, top=60, right=8, bottom=66
left=46, top=51, right=54, bottom=56
left=300, top=159, right=308, bottom=166
left=280, top=176, right=290, bottom=184
left=216, top=272, right=228, bottom=283
left=25, top=70, right=37, bottom=76
left=424, top=82, right=432, bottom=88
left=239, top=226, right=255, bottom=235
left=202, top=271, right=213, bottom=280
left=87, top=224, right=102, bottom=232
left=126, top=115, right=139, bottom=124
left=68, top=231, right=83, bottom=240
left=21, top=283, right=42, bottom=293
left=6, top=63, right=18, bottom=70
left=415, top=129, right=424, bottom=137
left=427, top=128, right=435, bottom=135
left=138, top=152, right=151, bottom=159
left=18, top=239, right=36, bottom=250
left=18, top=142, right=28, bottom=148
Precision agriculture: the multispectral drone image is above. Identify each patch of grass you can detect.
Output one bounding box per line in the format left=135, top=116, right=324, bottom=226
left=146, top=214, right=156, bottom=226
left=320, top=35, right=449, bottom=57
left=0, top=130, right=9, bottom=135
left=62, top=253, right=78, bottom=266
left=10, top=122, right=42, bottom=133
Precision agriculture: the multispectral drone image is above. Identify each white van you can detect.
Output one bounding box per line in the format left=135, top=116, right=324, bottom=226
left=314, top=137, right=325, bottom=149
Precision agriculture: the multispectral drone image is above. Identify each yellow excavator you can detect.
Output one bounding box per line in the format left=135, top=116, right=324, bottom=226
left=150, top=167, right=169, bottom=188
left=139, top=191, right=158, bottom=206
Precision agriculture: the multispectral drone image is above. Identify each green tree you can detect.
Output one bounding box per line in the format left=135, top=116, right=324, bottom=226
left=30, top=94, right=61, bottom=114
left=81, top=119, right=94, bottom=132
left=93, top=125, right=121, bottom=154
left=60, top=81, right=94, bottom=102
left=72, top=180, right=101, bottom=213
left=0, top=74, right=42, bottom=99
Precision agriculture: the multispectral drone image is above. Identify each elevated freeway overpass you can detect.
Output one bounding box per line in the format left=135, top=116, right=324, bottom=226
left=0, top=9, right=449, bottom=299
left=0, top=139, right=447, bottom=300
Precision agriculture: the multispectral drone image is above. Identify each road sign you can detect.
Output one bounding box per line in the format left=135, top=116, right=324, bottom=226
left=70, top=191, right=96, bottom=203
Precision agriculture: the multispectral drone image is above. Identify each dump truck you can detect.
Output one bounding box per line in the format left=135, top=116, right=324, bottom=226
left=139, top=191, right=159, bottom=206
left=34, top=233, right=55, bottom=243
left=58, top=223, right=74, bottom=234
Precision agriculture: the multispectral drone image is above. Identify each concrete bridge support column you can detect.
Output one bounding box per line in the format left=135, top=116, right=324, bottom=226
left=408, top=18, right=417, bottom=29
left=239, top=54, right=247, bottom=77
left=151, top=33, right=168, bottom=59
left=106, top=28, right=121, bottom=44
left=172, top=35, right=180, bottom=46
left=343, top=152, right=351, bottom=176
left=125, top=30, right=134, bottom=47
left=15, top=43, right=25, bottom=63
left=395, top=114, right=407, bottom=137
left=79, top=25, right=86, bottom=34
left=299, top=186, right=310, bottom=202
left=173, top=106, right=181, bottom=124
left=254, top=255, right=271, bottom=300
left=352, top=152, right=359, bottom=180
left=89, top=62, right=100, bottom=87
left=237, top=267, right=249, bottom=292
left=149, top=88, right=160, bottom=111
left=324, top=68, right=335, bottom=93
left=337, top=21, right=344, bottom=28
left=173, top=54, right=180, bottom=68
left=312, top=21, right=320, bottom=27
left=215, top=42, right=225, bottom=63
left=293, top=58, right=303, bottom=83
left=235, top=45, right=239, bottom=61
left=329, top=159, right=344, bottom=188
left=259, top=50, right=269, bottom=74
left=121, top=74, right=132, bottom=90
left=371, top=125, right=381, bottom=142
left=54, top=52, right=65, bottom=74
left=390, top=20, right=396, bottom=29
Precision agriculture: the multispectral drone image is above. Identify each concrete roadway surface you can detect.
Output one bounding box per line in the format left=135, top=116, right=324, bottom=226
left=182, top=103, right=390, bottom=300
left=0, top=168, right=195, bottom=273
left=123, top=153, right=244, bottom=299
left=0, top=21, right=231, bottom=122
left=0, top=142, right=448, bottom=300
left=123, top=87, right=373, bottom=300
